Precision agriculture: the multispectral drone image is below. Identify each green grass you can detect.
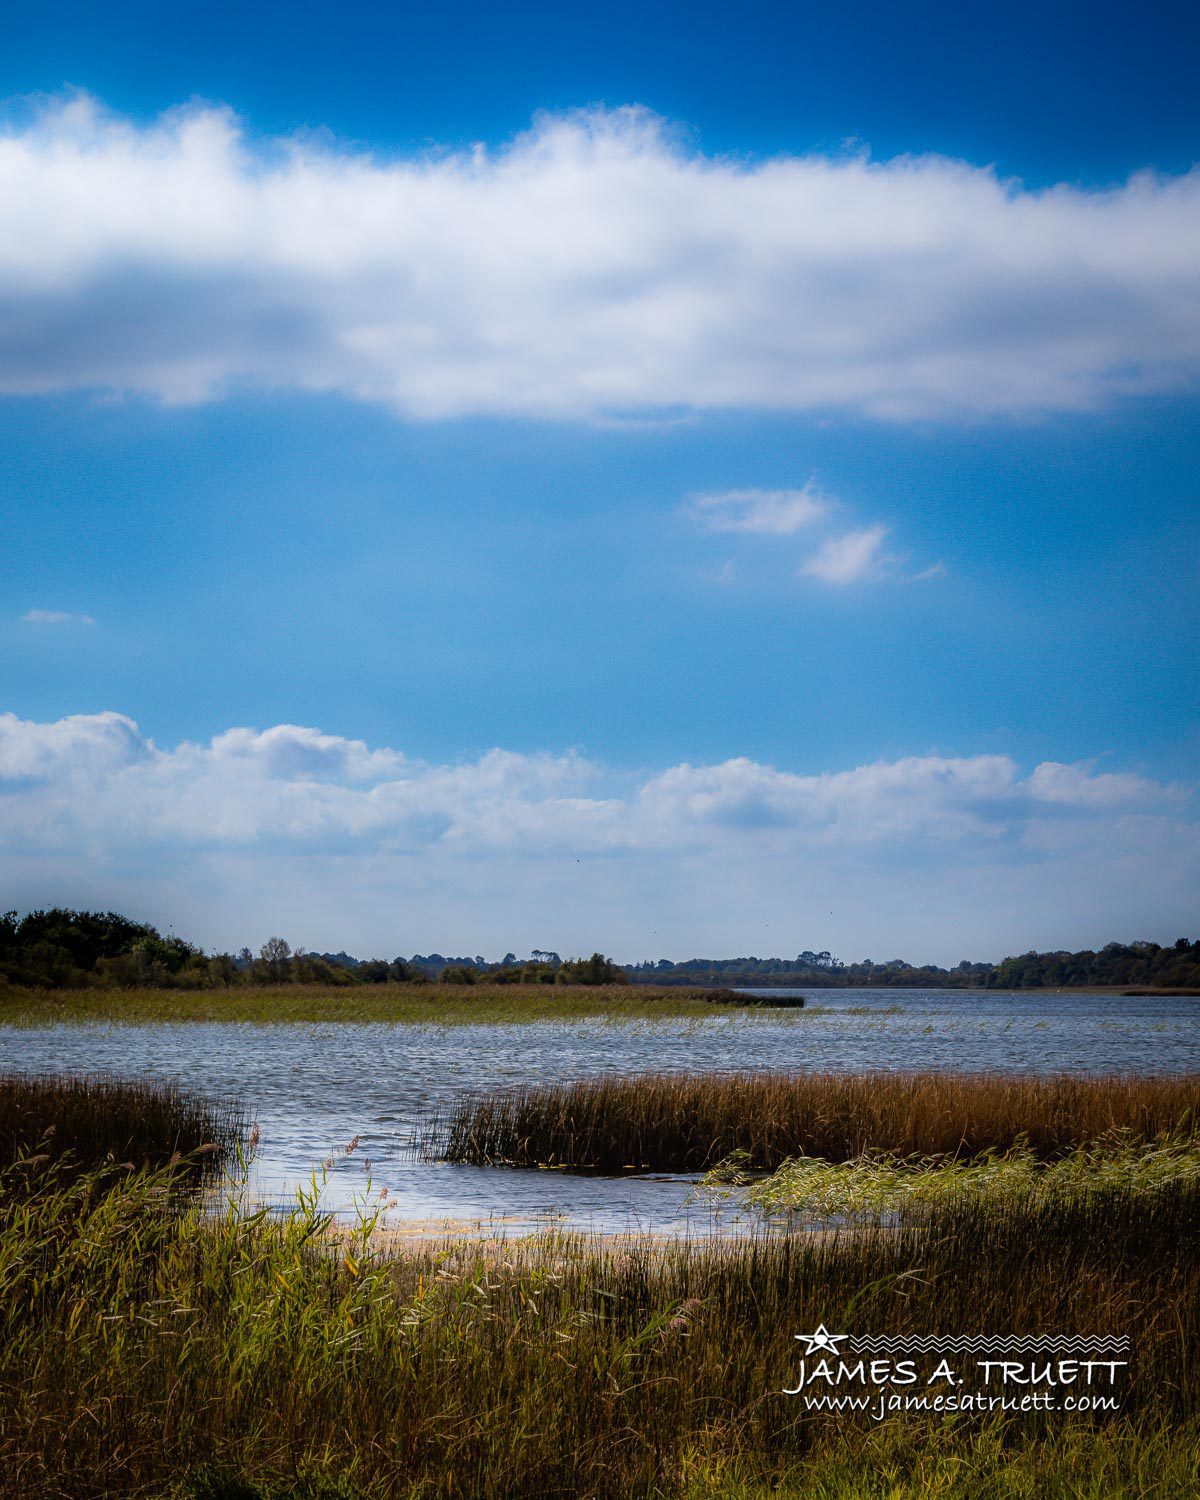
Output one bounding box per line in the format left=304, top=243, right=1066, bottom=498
left=439, top=1069, right=1200, bottom=1173
left=702, top=1133, right=1200, bottom=1218
left=2, top=1150, right=1196, bottom=1498
left=0, top=982, right=783, bottom=1027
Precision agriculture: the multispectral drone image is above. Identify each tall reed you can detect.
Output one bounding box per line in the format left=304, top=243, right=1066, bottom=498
left=0, top=1071, right=245, bottom=1186
left=439, top=1069, right=1200, bottom=1171
left=0, top=1155, right=1195, bottom=1498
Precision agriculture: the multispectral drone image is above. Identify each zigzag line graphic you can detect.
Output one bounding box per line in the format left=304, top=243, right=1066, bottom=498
left=843, top=1335, right=1130, bottom=1356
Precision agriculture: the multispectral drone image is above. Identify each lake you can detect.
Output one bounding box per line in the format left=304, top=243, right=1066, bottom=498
left=3, top=987, right=1197, bottom=1235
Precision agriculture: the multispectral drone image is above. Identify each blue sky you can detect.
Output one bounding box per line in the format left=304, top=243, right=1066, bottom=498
left=1, top=1, right=1197, bottom=961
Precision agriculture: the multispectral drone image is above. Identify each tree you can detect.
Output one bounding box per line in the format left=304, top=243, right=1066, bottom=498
left=260, top=937, right=292, bottom=982
left=209, top=952, right=237, bottom=987
left=557, top=952, right=628, bottom=986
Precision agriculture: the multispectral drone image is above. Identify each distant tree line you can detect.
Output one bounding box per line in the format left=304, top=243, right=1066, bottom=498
left=1, top=909, right=1198, bottom=992
left=623, top=941, right=1200, bottom=990
left=0, top=910, right=627, bottom=990
left=0, top=909, right=202, bottom=989
left=983, top=941, right=1200, bottom=991
left=623, top=953, right=984, bottom=988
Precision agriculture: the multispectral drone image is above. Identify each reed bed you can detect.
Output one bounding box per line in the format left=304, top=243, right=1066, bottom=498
left=0, top=982, right=765, bottom=1027
left=439, top=1069, right=1200, bottom=1172
left=0, top=1070, right=245, bottom=1186
left=0, top=1152, right=1196, bottom=1498
left=705, top=1133, right=1200, bottom=1219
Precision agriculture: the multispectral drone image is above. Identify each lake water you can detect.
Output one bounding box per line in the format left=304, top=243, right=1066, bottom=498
left=3, top=988, right=1197, bottom=1236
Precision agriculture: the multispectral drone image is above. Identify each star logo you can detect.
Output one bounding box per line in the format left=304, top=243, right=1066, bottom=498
left=795, top=1324, right=848, bottom=1356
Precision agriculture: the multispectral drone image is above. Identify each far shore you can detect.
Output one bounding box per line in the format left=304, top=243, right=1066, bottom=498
left=727, top=983, right=1200, bottom=996
left=1, top=979, right=1197, bottom=1027
left=0, top=981, right=789, bottom=1027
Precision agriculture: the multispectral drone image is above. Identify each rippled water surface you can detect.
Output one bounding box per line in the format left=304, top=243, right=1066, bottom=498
left=3, top=989, right=1197, bottom=1234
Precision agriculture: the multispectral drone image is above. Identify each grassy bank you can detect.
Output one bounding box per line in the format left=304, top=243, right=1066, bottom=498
left=0, top=982, right=782, bottom=1027
left=1, top=1148, right=1196, bottom=1498
left=440, top=1068, right=1200, bottom=1172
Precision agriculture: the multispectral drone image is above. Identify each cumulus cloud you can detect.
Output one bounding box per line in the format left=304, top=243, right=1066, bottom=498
left=0, top=711, right=1195, bottom=958
left=0, top=710, right=1182, bottom=851
left=0, top=710, right=147, bottom=781
left=1, top=95, right=1199, bottom=423
left=1026, top=760, right=1176, bottom=809
left=0, top=712, right=610, bottom=852
left=21, top=609, right=95, bottom=626
left=801, top=524, right=894, bottom=583
left=687, top=485, right=830, bottom=534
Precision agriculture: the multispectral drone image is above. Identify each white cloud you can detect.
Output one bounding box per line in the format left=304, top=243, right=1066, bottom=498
left=0, top=711, right=1194, bottom=960
left=801, top=524, right=893, bottom=583
left=687, top=485, right=830, bottom=534
left=1, top=95, right=1199, bottom=423
left=638, top=753, right=1036, bottom=844
left=686, top=482, right=936, bottom=586
left=0, top=709, right=145, bottom=780
left=1, top=711, right=1180, bottom=852
left=1026, top=760, right=1174, bottom=809
left=21, top=609, right=96, bottom=626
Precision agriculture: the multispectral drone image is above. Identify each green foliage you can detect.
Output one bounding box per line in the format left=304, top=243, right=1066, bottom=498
left=556, top=952, right=630, bottom=985
left=486, top=960, right=560, bottom=984
left=479, top=953, right=628, bottom=985
left=0, top=909, right=636, bottom=996
left=0, top=906, right=201, bottom=988
left=987, top=939, right=1200, bottom=990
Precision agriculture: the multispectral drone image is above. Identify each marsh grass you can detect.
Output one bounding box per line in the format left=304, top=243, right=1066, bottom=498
left=1, top=1149, right=1196, bottom=1499
left=0, top=982, right=768, bottom=1027
left=703, top=1133, right=1200, bottom=1219
left=0, top=1071, right=244, bottom=1187
left=1, top=1072, right=1196, bottom=1496
left=439, top=1069, right=1200, bottom=1173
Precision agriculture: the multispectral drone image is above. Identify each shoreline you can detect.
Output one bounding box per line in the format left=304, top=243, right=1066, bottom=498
left=3, top=980, right=1198, bottom=1027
